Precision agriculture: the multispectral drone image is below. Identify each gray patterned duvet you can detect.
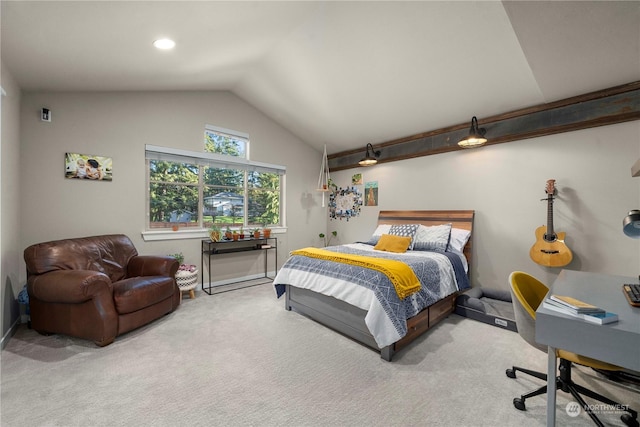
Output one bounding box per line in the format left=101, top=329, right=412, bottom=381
left=274, top=243, right=470, bottom=348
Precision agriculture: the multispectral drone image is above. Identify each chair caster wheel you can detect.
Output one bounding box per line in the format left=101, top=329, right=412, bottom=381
left=621, top=414, right=639, bottom=427
left=513, top=397, right=526, bottom=411
left=506, top=368, right=516, bottom=378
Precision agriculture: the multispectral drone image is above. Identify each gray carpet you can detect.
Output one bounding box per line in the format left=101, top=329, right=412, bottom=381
left=1, top=284, right=638, bottom=426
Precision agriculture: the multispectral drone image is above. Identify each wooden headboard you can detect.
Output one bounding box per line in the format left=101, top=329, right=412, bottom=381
left=377, top=210, right=475, bottom=269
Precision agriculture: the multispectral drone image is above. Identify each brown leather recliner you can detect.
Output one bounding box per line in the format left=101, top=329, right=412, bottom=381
left=24, top=234, right=180, bottom=346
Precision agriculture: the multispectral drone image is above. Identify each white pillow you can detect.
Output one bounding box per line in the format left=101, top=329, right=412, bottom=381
left=447, top=228, right=471, bottom=253
left=413, top=223, right=451, bottom=252
left=365, top=224, right=391, bottom=245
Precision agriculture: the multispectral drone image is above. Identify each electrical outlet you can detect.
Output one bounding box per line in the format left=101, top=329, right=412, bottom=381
left=41, top=108, right=51, bottom=122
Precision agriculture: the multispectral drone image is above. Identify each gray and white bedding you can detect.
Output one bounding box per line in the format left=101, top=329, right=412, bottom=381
left=273, top=243, right=470, bottom=348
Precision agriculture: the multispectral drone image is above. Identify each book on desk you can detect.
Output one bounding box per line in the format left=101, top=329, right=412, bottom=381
left=542, top=296, right=619, bottom=325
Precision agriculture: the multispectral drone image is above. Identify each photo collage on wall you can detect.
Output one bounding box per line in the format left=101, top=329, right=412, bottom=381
left=327, top=174, right=379, bottom=220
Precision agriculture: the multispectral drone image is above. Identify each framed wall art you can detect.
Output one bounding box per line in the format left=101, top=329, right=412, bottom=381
left=65, top=152, right=112, bottom=181
left=365, top=181, right=378, bottom=206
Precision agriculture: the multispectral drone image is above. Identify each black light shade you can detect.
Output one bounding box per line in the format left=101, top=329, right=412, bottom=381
left=623, top=210, right=640, bottom=238
left=458, top=116, right=487, bottom=148
left=359, top=143, right=381, bottom=166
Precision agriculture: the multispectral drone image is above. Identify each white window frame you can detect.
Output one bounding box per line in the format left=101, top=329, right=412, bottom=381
left=204, top=124, right=249, bottom=159
left=142, top=144, right=286, bottom=241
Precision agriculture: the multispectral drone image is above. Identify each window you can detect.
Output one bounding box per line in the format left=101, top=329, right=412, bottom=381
left=205, top=124, right=247, bottom=159
left=146, top=127, right=285, bottom=233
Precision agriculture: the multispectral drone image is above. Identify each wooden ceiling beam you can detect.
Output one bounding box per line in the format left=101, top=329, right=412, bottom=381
left=328, top=81, right=640, bottom=172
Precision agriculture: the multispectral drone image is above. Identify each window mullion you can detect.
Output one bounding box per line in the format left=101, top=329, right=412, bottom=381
left=198, top=166, right=204, bottom=228
left=243, top=170, right=248, bottom=227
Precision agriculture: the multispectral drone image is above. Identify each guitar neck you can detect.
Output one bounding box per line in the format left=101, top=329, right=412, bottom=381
left=546, top=194, right=555, bottom=239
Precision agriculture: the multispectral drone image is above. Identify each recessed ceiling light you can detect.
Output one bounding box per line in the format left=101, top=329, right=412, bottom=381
left=153, top=38, right=175, bottom=50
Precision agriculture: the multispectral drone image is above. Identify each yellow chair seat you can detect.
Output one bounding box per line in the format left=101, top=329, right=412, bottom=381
left=556, top=349, right=623, bottom=372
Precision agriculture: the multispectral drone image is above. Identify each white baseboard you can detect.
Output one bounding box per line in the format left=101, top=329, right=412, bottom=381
left=1, top=318, right=21, bottom=351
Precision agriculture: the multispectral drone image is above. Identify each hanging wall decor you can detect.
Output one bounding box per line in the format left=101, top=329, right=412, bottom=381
left=329, top=186, right=362, bottom=220
left=316, top=145, right=331, bottom=207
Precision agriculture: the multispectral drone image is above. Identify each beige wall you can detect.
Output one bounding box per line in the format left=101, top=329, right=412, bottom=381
left=328, top=122, right=640, bottom=291
left=3, top=84, right=640, bottom=340
left=18, top=90, right=326, bottom=287
left=1, top=62, right=22, bottom=344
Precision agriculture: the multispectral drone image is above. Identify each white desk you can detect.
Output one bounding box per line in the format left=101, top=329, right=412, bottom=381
left=535, top=270, right=640, bottom=426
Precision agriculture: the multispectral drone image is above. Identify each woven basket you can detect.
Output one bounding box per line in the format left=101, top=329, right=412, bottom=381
left=175, top=270, right=198, bottom=290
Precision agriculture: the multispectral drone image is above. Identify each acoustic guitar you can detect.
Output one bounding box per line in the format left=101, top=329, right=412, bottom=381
left=530, top=179, right=573, bottom=267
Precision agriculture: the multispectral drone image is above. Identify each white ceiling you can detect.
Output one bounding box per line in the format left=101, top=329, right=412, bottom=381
left=2, top=1, right=639, bottom=154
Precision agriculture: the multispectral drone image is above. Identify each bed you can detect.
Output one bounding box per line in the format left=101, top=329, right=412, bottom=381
left=274, top=210, right=474, bottom=361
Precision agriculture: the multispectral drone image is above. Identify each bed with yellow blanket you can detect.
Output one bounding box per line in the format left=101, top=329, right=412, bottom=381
left=273, top=210, right=474, bottom=361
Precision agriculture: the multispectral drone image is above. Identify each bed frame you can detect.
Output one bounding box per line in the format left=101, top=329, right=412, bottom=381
left=284, top=210, right=475, bottom=361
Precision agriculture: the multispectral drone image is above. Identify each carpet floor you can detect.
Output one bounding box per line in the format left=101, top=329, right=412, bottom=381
left=1, top=284, right=638, bottom=426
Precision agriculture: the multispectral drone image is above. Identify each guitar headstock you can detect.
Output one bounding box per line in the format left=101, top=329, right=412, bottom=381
left=545, top=179, right=557, bottom=196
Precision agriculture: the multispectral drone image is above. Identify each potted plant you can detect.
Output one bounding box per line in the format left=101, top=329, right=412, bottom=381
left=169, top=252, right=185, bottom=266
left=172, top=255, right=198, bottom=299
left=319, top=230, right=338, bottom=247
left=209, top=225, right=221, bottom=242
left=232, top=230, right=239, bottom=241
left=239, top=226, right=245, bottom=240
left=224, top=226, right=232, bottom=240
left=252, top=228, right=261, bottom=239
left=262, top=223, right=272, bottom=238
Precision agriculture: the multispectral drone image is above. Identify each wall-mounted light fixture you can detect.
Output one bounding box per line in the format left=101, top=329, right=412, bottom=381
left=458, top=116, right=487, bottom=148
left=623, top=210, right=640, bottom=238
left=358, top=143, right=381, bottom=166
left=624, top=161, right=640, bottom=238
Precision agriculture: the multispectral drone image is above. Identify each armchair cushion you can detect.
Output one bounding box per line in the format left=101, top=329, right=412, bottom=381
left=113, top=276, right=176, bottom=314
left=25, top=234, right=138, bottom=282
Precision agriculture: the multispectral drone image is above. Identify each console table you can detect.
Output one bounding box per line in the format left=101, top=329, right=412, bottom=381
left=201, top=237, right=277, bottom=295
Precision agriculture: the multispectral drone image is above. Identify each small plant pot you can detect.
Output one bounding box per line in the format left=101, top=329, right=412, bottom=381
left=239, top=233, right=245, bottom=240
left=232, top=234, right=239, bottom=241
left=253, top=231, right=260, bottom=239
left=225, top=232, right=232, bottom=240
left=263, top=229, right=271, bottom=238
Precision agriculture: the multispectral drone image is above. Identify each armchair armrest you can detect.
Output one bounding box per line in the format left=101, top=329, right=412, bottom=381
left=127, top=256, right=179, bottom=278
left=28, top=270, right=113, bottom=304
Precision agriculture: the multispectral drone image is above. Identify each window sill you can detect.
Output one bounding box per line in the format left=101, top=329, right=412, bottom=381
left=141, top=227, right=287, bottom=242
left=142, top=229, right=207, bottom=241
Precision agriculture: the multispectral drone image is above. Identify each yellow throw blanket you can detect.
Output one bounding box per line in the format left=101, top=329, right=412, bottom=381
left=290, top=247, right=421, bottom=299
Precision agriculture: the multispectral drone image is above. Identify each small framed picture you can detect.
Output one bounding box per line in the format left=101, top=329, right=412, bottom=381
left=65, top=153, right=113, bottom=181
left=365, top=181, right=378, bottom=206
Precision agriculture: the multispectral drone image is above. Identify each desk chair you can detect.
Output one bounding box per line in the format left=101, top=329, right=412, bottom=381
left=505, top=271, right=638, bottom=427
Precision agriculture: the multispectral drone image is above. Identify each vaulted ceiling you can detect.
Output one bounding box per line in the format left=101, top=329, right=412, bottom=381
left=2, top=1, right=638, bottom=154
